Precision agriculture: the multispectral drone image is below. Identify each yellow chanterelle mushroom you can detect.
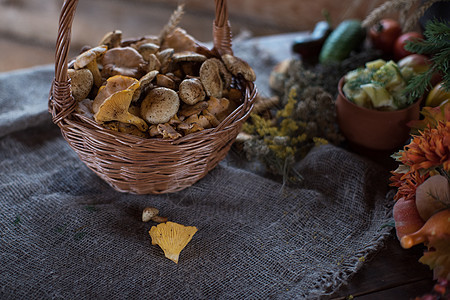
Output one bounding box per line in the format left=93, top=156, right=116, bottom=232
left=93, top=75, right=148, bottom=132
left=93, top=75, right=139, bottom=113
left=149, top=221, right=198, bottom=264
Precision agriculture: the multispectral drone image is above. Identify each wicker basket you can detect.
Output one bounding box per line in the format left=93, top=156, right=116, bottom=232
left=49, top=0, right=257, bottom=194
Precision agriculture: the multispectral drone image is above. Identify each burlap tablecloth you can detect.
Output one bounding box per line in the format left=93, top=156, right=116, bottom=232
left=0, top=38, right=394, bottom=299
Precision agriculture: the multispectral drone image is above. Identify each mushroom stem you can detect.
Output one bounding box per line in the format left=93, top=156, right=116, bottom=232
left=87, top=60, right=103, bottom=88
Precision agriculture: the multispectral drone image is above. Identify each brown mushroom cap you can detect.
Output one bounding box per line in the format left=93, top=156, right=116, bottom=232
left=102, top=47, right=146, bottom=78
left=140, top=87, right=180, bottom=124
left=98, top=30, right=122, bottom=49
left=142, top=207, right=159, bottom=222
left=132, top=36, right=161, bottom=48
left=132, top=70, right=159, bottom=101
left=149, top=124, right=160, bottom=137
left=200, top=58, right=223, bottom=98
left=216, top=59, right=233, bottom=89
left=139, top=70, right=159, bottom=86
left=206, top=97, right=230, bottom=119
left=120, top=36, right=159, bottom=48
left=184, top=114, right=211, bottom=129
left=156, top=74, right=176, bottom=90
left=202, top=109, right=220, bottom=127
left=161, top=27, right=198, bottom=53
left=75, top=98, right=95, bottom=119
left=138, top=42, right=160, bottom=62
left=74, top=45, right=107, bottom=87
left=74, top=45, right=107, bottom=69
left=178, top=101, right=209, bottom=118
left=172, top=51, right=207, bottom=78
left=227, top=88, right=243, bottom=103
left=157, top=123, right=182, bottom=139
left=168, top=114, right=182, bottom=126
left=221, top=54, right=256, bottom=82
left=172, top=51, right=207, bottom=64
left=178, top=78, right=205, bottom=105
left=156, top=48, right=174, bottom=74
left=146, top=54, right=161, bottom=72
left=68, top=68, right=93, bottom=102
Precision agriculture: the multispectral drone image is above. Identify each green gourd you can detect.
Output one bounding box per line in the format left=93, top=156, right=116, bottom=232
left=319, top=19, right=365, bottom=64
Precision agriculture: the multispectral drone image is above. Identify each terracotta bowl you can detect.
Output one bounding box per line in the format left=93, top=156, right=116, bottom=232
left=336, top=77, right=422, bottom=151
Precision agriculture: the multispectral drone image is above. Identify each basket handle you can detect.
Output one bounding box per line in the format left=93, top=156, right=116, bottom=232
left=49, top=0, right=233, bottom=125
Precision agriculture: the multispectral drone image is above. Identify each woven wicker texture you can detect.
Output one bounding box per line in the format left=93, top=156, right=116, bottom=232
left=48, top=0, right=257, bottom=194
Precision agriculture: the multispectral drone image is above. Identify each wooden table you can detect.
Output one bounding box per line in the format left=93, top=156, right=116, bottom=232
left=331, top=235, right=434, bottom=299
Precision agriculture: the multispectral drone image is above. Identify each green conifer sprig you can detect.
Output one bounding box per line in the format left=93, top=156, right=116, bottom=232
left=404, top=20, right=450, bottom=101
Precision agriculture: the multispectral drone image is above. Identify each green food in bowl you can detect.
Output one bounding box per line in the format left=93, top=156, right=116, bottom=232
left=343, top=59, right=419, bottom=110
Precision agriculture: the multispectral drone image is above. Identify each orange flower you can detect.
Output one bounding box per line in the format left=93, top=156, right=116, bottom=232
left=401, top=122, right=450, bottom=171
left=390, top=170, right=429, bottom=201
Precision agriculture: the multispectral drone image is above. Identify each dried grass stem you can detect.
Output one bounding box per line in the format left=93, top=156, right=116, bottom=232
left=362, top=0, right=446, bottom=31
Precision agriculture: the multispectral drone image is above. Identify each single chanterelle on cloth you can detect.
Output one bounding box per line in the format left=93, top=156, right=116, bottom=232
left=149, top=221, right=198, bottom=264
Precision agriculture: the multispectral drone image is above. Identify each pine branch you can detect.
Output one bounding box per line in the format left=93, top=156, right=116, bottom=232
left=405, top=38, right=440, bottom=54
left=404, top=65, right=436, bottom=100
left=423, top=19, right=450, bottom=41
left=404, top=20, right=450, bottom=99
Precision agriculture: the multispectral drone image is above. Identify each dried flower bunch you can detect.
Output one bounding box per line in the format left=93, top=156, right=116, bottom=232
left=238, top=52, right=385, bottom=179
left=71, top=5, right=255, bottom=139
left=240, top=58, right=345, bottom=179
left=390, top=101, right=450, bottom=280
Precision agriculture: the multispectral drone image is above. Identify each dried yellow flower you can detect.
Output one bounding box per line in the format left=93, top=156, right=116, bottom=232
left=313, top=137, right=329, bottom=146
left=149, top=221, right=198, bottom=264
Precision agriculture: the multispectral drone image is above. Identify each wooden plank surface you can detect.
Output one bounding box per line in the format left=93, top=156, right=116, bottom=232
left=0, top=0, right=288, bottom=72
left=0, top=0, right=387, bottom=72
left=331, top=234, right=434, bottom=299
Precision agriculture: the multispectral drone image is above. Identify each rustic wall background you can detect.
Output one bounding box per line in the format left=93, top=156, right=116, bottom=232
left=0, top=0, right=386, bottom=71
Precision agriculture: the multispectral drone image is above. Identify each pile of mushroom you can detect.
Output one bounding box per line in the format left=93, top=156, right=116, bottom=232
left=71, top=27, right=256, bottom=139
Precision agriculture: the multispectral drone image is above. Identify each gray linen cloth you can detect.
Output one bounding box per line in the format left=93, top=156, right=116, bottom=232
left=0, top=48, right=393, bottom=299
